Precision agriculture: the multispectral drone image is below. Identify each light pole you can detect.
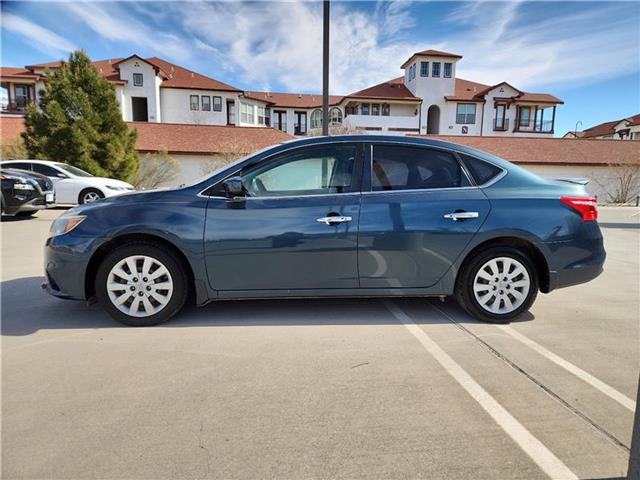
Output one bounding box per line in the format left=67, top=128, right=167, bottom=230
left=322, top=0, right=330, bottom=136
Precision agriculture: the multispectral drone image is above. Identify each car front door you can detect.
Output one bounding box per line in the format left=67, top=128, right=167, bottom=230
left=203, top=143, right=363, bottom=293
left=358, top=143, right=491, bottom=289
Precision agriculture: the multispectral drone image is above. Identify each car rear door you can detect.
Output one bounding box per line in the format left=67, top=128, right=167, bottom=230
left=203, top=143, right=363, bottom=293
left=358, top=142, right=490, bottom=288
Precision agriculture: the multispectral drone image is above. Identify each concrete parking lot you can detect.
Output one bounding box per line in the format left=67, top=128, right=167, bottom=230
left=1, top=207, right=638, bottom=479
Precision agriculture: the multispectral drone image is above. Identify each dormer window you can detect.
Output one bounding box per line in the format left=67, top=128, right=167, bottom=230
left=133, top=73, right=143, bottom=87
left=444, top=63, right=452, bottom=78
left=420, top=62, right=429, bottom=77
left=432, top=62, right=441, bottom=77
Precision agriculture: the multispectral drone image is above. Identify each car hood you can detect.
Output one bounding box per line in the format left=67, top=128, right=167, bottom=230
left=73, top=176, right=134, bottom=189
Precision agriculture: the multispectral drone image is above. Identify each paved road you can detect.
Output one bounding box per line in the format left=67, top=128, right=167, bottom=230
left=2, top=207, right=638, bottom=479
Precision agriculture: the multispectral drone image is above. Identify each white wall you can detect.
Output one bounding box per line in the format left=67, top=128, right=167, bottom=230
left=161, top=89, right=238, bottom=125
left=118, top=58, right=161, bottom=122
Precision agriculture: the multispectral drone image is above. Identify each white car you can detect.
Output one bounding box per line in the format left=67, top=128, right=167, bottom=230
left=0, top=160, right=135, bottom=205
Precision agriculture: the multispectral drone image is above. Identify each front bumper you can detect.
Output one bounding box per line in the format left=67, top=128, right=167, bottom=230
left=15, top=190, right=56, bottom=212
left=43, top=233, right=97, bottom=301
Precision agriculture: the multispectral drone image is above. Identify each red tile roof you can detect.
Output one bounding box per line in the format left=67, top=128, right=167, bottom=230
left=243, top=92, right=343, bottom=109
left=0, top=117, right=292, bottom=155
left=581, top=120, right=619, bottom=138
left=514, top=92, right=563, bottom=104
left=0, top=67, right=42, bottom=81
left=131, top=122, right=293, bottom=155
left=401, top=49, right=463, bottom=68
left=15, top=56, right=241, bottom=91
left=444, top=78, right=490, bottom=101
left=411, top=135, right=640, bottom=166
left=625, top=114, right=640, bottom=127
left=346, top=77, right=421, bottom=102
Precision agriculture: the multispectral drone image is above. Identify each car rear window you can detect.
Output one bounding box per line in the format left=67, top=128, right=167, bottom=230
left=459, top=153, right=504, bottom=185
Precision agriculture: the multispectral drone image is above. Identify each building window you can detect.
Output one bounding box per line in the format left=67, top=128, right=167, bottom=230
left=420, top=62, right=429, bottom=77
left=257, top=105, right=269, bottom=125
left=361, top=103, right=370, bottom=115
left=519, top=106, right=531, bottom=127
left=371, top=104, right=380, bottom=116
left=330, top=107, right=342, bottom=124
left=240, top=102, right=254, bottom=123
left=444, top=63, right=452, bottom=78
left=201, top=96, right=211, bottom=111
left=190, top=95, right=199, bottom=111
left=133, top=73, right=143, bottom=86
left=432, top=62, right=441, bottom=77
left=213, top=96, right=222, bottom=112
left=456, top=103, right=476, bottom=124
left=382, top=103, right=390, bottom=116
left=310, top=109, right=323, bottom=129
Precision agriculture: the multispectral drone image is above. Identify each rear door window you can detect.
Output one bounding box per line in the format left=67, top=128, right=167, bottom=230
left=458, top=153, right=504, bottom=185
left=371, top=145, right=470, bottom=191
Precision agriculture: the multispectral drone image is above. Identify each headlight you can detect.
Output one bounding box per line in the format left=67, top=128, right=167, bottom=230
left=49, top=215, right=86, bottom=237
left=13, top=182, right=35, bottom=191
left=106, top=185, right=126, bottom=190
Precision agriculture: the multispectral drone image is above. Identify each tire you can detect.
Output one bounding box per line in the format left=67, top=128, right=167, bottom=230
left=95, top=242, right=189, bottom=326
left=455, top=246, right=538, bottom=324
left=15, top=210, right=37, bottom=218
left=78, top=188, right=104, bottom=205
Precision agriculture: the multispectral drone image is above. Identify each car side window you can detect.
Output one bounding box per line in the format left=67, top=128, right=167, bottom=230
left=241, top=145, right=357, bottom=197
left=32, top=163, right=62, bottom=177
left=3, top=162, right=31, bottom=171
left=371, top=145, right=470, bottom=191
left=458, top=153, right=504, bottom=185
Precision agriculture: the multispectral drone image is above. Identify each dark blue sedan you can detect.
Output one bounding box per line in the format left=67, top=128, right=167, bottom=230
left=43, top=136, right=605, bottom=326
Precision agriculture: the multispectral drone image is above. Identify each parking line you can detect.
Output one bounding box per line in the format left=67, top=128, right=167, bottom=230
left=384, top=301, right=578, bottom=480
left=498, top=325, right=636, bottom=412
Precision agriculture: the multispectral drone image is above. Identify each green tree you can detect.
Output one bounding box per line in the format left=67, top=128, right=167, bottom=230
left=22, top=50, right=139, bottom=182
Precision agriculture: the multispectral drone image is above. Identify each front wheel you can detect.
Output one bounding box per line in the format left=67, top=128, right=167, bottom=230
left=78, top=188, right=104, bottom=205
left=455, top=246, right=538, bottom=323
left=95, top=242, right=188, bottom=326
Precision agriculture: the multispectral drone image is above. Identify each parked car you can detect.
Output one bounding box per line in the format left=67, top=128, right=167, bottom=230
left=0, top=160, right=134, bottom=205
left=1, top=168, right=55, bottom=217
left=43, top=136, right=605, bottom=326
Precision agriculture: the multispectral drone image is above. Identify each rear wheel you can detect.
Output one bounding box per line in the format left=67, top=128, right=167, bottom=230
left=78, top=188, right=104, bottom=204
left=455, top=246, right=538, bottom=323
left=95, top=242, right=188, bottom=326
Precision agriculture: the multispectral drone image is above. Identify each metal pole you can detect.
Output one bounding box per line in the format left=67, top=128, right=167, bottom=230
left=574, top=120, right=582, bottom=137
left=322, top=0, right=330, bottom=136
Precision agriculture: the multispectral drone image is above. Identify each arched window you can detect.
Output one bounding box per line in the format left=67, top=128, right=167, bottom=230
left=329, top=107, right=343, bottom=125
left=310, top=109, right=323, bottom=130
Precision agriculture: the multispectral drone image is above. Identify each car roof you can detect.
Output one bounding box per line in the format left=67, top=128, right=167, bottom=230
left=1, top=159, right=57, bottom=165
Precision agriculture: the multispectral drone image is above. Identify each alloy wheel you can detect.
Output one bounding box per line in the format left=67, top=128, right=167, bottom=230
left=83, top=191, right=101, bottom=203
left=473, top=256, right=530, bottom=315
left=106, top=255, right=174, bottom=317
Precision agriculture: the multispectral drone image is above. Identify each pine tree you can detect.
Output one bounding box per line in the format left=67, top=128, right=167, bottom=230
left=22, top=50, right=139, bottom=182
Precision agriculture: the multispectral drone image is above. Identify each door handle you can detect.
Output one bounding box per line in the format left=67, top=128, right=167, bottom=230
left=316, top=215, right=352, bottom=225
left=443, top=211, right=479, bottom=221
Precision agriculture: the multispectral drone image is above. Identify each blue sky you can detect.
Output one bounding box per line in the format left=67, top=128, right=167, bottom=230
left=2, top=1, right=639, bottom=136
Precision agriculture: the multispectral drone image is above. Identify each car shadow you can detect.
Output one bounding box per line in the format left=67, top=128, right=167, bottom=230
left=599, top=222, right=640, bottom=229
left=1, top=276, right=534, bottom=336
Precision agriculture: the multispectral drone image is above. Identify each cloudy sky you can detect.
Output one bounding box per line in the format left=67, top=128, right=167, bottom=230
left=2, top=0, right=639, bottom=135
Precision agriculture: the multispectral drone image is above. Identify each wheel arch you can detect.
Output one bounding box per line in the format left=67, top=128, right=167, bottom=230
left=77, top=186, right=105, bottom=204
left=85, top=232, right=197, bottom=302
left=457, top=236, right=551, bottom=293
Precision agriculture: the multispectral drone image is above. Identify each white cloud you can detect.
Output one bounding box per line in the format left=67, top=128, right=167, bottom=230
left=444, top=2, right=640, bottom=89
left=2, top=13, right=76, bottom=57
left=58, top=1, right=191, bottom=60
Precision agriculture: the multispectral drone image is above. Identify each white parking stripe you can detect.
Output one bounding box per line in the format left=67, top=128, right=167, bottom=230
left=498, top=325, right=636, bottom=412
left=385, top=301, right=578, bottom=480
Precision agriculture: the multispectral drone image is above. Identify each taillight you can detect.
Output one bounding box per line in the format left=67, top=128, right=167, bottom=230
left=560, top=196, right=598, bottom=221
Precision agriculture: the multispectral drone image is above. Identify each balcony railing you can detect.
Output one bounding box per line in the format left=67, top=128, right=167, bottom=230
left=493, top=118, right=509, bottom=131
left=533, top=120, right=554, bottom=133
left=345, top=114, right=419, bottom=131
left=1, top=100, right=33, bottom=114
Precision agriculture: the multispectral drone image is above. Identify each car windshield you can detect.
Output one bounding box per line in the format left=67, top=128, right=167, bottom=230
left=54, top=163, right=94, bottom=177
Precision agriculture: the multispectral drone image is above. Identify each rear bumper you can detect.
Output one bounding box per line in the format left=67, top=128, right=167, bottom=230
left=546, top=229, right=606, bottom=291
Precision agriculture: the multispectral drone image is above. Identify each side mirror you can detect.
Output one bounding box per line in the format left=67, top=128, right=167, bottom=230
left=56, top=173, right=68, bottom=179
left=222, top=176, right=246, bottom=198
